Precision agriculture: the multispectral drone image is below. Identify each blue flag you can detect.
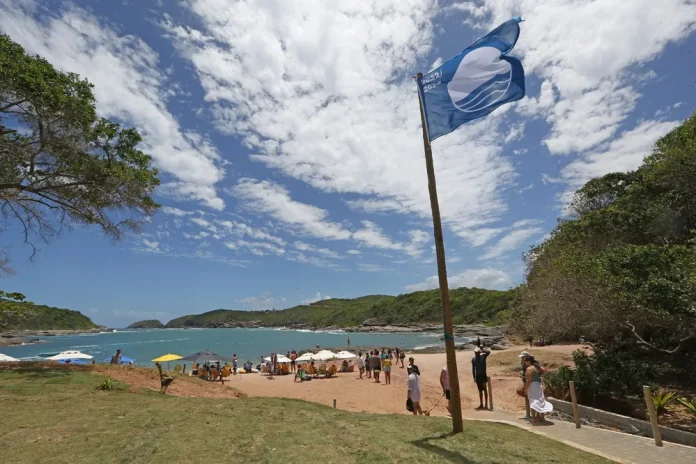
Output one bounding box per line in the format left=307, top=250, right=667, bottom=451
left=418, top=17, right=526, bottom=142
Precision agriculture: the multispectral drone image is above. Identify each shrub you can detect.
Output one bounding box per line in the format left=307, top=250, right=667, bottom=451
left=543, top=365, right=575, bottom=400
left=652, top=391, right=676, bottom=415
left=96, top=377, right=115, bottom=391
left=571, top=346, right=653, bottom=399
left=677, top=397, right=696, bottom=418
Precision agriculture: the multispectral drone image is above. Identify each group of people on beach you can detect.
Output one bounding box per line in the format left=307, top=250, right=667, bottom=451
left=355, top=348, right=407, bottom=384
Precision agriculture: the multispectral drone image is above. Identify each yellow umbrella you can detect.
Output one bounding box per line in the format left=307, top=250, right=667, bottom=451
left=152, top=353, right=182, bottom=370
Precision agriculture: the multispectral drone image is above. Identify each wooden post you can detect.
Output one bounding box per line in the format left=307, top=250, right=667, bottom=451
left=569, top=381, right=581, bottom=429
left=487, top=376, right=494, bottom=410
left=333, top=399, right=336, bottom=409
left=643, top=386, right=663, bottom=447
left=416, top=72, right=463, bottom=434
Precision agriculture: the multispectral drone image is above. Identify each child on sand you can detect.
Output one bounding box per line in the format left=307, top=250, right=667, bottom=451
left=383, top=355, right=392, bottom=384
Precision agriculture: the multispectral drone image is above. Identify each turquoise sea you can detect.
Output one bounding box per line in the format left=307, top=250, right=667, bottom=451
left=3, top=328, right=453, bottom=366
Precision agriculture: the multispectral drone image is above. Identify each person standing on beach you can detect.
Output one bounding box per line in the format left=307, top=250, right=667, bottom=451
left=383, top=354, right=392, bottom=384
left=357, top=352, right=365, bottom=378
left=370, top=350, right=381, bottom=383
left=440, top=365, right=451, bottom=414
left=380, top=349, right=387, bottom=368
left=472, top=346, right=491, bottom=410
left=290, top=350, right=297, bottom=374
left=399, top=350, right=406, bottom=368
left=110, top=349, right=122, bottom=365
left=365, top=352, right=372, bottom=378
left=347, top=336, right=350, bottom=347
left=407, top=365, right=423, bottom=415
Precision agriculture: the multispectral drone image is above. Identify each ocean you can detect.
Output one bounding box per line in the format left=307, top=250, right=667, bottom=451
left=3, top=327, right=456, bottom=365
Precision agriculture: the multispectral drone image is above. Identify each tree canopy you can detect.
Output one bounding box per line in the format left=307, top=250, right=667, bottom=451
left=0, top=34, right=160, bottom=272
left=515, top=112, right=696, bottom=369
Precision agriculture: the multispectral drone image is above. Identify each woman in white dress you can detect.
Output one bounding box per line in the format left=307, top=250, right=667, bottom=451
left=523, top=355, right=553, bottom=423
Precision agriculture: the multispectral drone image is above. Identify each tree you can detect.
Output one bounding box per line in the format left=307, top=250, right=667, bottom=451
left=0, top=34, right=159, bottom=272
left=514, top=112, right=696, bottom=383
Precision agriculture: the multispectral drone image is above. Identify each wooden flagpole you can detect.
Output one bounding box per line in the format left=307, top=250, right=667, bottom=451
left=416, top=72, right=463, bottom=433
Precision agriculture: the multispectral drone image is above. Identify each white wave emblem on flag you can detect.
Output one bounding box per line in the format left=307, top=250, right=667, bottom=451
left=447, top=47, right=512, bottom=113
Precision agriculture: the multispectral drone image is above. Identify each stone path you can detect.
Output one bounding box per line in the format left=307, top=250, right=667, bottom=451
left=462, top=408, right=696, bottom=463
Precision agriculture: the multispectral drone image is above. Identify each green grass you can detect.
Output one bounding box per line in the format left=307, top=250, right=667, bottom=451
left=0, top=366, right=610, bottom=464
left=166, top=286, right=516, bottom=328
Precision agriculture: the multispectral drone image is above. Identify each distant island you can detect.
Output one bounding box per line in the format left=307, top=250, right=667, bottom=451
left=127, top=320, right=164, bottom=329
left=155, top=286, right=514, bottom=330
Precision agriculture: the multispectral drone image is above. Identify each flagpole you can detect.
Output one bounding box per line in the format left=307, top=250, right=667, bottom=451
left=416, top=72, right=463, bottom=434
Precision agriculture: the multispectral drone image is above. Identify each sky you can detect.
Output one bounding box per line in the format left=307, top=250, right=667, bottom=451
left=1, top=0, right=695, bottom=328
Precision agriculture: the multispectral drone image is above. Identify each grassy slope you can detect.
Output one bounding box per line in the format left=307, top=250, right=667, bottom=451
left=0, top=299, right=98, bottom=331
left=166, top=287, right=515, bottom=328
left=0, top=365, right=609, bottom=464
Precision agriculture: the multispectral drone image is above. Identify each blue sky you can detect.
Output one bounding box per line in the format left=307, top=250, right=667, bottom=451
left=1, top=0, right=695, bottom=327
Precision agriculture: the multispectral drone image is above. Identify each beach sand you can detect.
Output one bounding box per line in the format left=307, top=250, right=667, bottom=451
left=225, top=344, right=591, bottom=417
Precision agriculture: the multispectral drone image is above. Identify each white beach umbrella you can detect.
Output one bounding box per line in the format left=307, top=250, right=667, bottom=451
left=263, top=355, right=292, bottom=364
left=314, top=350, right=338, bottom=361
left=0, top=353, right=20, bottom=362
left=47, top=350, right=93, bottom=361
left=295, top=352, right=317, bottom=363
left=335, top=351, right=357, bottom=360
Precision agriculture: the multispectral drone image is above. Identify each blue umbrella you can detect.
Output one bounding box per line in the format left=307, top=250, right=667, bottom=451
left=102, top=356, right=134, bottom=364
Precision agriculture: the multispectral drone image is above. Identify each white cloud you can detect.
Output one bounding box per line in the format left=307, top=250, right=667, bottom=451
left=164, top=0, right=519, bottom=244
left=454, top=228, right=504, bottom=248
left=162, top=207, right=193, bottom=217
left=293, top=241, right=341, bottom=259
left=231, top=179, right=352, bottom=240
left=405, top=268, right=513, bottom=292
left=225, top=240, right=286, bottom=257
left=559, top=119, right=681, bottom=204
left=357, top=263, right=385, bottom=273
left=479, top=227, right=544, bottom=260
left=302, top=292, right=331, bottom=305
left=352, top=221, right=402, bottom=250
left=0, top=1, right=226, bottom=209
left=475, top=0, right=696, bottom=154
left=346, top=249, right=361, bottom=255
left=239, top=292, right=287, bottom=310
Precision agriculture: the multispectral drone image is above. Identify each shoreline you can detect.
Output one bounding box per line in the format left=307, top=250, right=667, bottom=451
left=0, top=327, right=108, bottom=347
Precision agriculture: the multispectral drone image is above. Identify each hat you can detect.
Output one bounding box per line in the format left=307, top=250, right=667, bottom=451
left=518, top=351, right=531, bottom=358
left=474, top=347, right=481, bottom=353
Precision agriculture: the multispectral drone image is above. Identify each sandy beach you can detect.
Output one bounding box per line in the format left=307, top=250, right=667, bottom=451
left=223, top=344, right=590, bottom=417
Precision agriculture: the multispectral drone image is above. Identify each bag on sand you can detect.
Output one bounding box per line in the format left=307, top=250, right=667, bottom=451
left=516, top=384, right=525, bottom=397
left=406, top=398, right=414, bottom=412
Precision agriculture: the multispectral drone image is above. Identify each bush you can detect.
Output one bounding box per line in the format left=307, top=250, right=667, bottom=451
left=543, top=365, right=575, bottom=400
left=571, top=346, right=653, bottom=399
left=652, top=391, right=676, bottom=415
left=678, top=397, right=696, bottom=418
left=96, top=377, right=115, bottom=391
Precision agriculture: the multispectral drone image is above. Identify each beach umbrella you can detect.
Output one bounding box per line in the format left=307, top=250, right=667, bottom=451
left=103, top=356, right=135, bottom=365
left=152, top=353, right=183, bottom=370
left=263, top=355, right=292, bottom=363
left=336, top=351, right=357, bottom=360
left=0, top=353, right=20, bottom=362
left=47, top=351, right=93, bottom=361
left=314, top=350, right=338, bottom=361
left=181, top=350, right=233, bottom=364
left=295, top=352, right=318, bottom=363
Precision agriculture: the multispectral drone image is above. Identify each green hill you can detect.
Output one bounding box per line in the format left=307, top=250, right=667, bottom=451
left=127, top=319, right=164, bottom=329
left=166, top=286, right=515, bottom=328
left=0, top=298, right=98, bottom=331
